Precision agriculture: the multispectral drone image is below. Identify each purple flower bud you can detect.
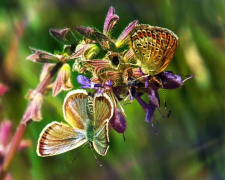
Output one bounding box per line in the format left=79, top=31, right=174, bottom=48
left=103, top=6, right=119, bottom=36
left=157, top=71, right=194, bottom=89
left=49, top=28, right=77, bottom=45
left=52, top=63, right=73, bottom=97
left=77, top=75, right=94, bottom=89
left=116, top=20, right=138, bottom=48
left=110, top=108, right=126, bottom=133
left=27, top=48, right=60, bottom=63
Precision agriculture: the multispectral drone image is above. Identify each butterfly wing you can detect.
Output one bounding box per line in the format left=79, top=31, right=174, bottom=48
left=93, top=93, right=114, bottom=128
left=130, top=24, right=178, bottom=75
left=37, top=121, right=87, bottom=157
left=63, top=89, right=90, bottom=130
left=92, top=120, right=109, bottom=156
left=92, top=93, right=113, bottom=155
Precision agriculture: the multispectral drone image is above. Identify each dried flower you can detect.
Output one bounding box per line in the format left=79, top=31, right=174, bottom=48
left=52, top=63, right=73, bottom=97
left=23, top=92, right=43, bottom=122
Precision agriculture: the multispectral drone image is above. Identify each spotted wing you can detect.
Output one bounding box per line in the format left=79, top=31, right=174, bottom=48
left=93, top=120, right=109, bottom=156
left=37, top=122, right=87, bottom=157
left=63, top=89, right=90, bottom=130
left=130, top=24, right=178, bottom=75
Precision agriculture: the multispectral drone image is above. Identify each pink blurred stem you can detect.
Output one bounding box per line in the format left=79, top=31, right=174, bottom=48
left=0, top=61, right=63, bottom=179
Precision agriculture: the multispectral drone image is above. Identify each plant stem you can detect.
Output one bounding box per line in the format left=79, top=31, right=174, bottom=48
left=0, top=61, right=63, bottom=179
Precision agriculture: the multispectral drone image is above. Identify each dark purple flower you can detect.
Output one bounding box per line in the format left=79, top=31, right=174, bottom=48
left=157, top=71, right=194, bottom=89
left=110, top=108, right=126, bottom=134
left=146, top=85, right=160, bottom=123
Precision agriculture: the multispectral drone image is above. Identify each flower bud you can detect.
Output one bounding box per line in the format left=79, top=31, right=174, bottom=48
left=103, top=6, right=119, bottom=36
left=27, top=48, right=60, bottom=63
left=110, top=108, right=126, bottom=133
left=52, top=63, right=73, bottom=97
left=49, top=28, right=77, bottom=45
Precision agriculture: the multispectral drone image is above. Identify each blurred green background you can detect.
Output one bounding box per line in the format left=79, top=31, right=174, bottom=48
left=0, top=0, right=225, bottom=179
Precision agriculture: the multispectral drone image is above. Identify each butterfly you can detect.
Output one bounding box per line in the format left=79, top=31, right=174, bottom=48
left=37, top=89, right=114, bottom=157
left=129, top=24, right=178, bottom=76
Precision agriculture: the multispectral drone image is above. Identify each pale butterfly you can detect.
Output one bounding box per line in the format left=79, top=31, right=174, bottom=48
left=37, top=89, right=114, bottom=157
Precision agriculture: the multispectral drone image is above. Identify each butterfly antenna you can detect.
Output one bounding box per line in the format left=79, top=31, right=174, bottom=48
left=70, top=143, right=86, bottom=164
left=89, top=143, right=102, bottom=167
left=133, top=74, right=149, bottom=82
left=159, top=77, right=171, bottom=118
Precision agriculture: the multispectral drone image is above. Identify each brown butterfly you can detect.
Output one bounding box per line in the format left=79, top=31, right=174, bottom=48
left=129, top=24, right=178, bottom=75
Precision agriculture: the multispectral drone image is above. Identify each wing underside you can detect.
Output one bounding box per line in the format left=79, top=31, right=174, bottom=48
left=93, top=121, right=109, bottom=156
left=37, top=122, right=87, bottom=157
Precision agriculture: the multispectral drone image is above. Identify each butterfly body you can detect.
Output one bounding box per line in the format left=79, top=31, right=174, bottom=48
left=129, top=24, right=178, bottom=75
left=37, top=89, right=113, bottom=157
